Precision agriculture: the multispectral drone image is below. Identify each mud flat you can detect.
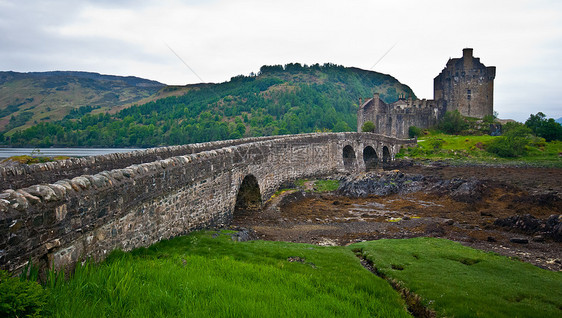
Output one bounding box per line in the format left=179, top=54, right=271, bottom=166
left=232, top=162, right=562, bottom=271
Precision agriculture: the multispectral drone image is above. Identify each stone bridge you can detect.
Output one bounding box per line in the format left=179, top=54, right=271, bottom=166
left=0, top=132, right=415, bottom=272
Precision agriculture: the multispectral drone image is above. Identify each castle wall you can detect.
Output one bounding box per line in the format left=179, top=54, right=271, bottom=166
left=0, top=133, right=416, bottom=273
left=358, top=96, right=443, bottom=138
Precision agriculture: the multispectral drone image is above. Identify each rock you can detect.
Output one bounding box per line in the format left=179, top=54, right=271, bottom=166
left=495, top=214, right=561, bottom=241
left=425, top=223, right=445, bottom=236
left=510, top=238, right=529, bottom=244
left=487, top=236, right=496, bottom=242
left=45, top=239, right=61, bottom=251
left=23, top=185, right=58, bottom=202
left=450, top=179, right=485, bottom=203
left=532, top=235, right=545, bottom=242
left=337, top=172, right=425, bottom=197
left=16, top=190, right=41, bottom=204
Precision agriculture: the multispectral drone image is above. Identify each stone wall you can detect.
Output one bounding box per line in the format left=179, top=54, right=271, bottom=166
left=0, top=133, right=415, bottom=273
left=0, top=136, right=283, bottom=191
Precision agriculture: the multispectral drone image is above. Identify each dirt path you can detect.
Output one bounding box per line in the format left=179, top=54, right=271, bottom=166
left=232, top=163, right=562, bottom=271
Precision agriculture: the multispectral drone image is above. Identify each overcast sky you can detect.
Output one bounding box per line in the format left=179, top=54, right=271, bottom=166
left=1, top=0, right=561, bottom=121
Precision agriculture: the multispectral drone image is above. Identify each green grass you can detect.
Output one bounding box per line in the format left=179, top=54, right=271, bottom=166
left=350, top=237, right=562, bottom=318
left=2, top=155, right=70, bottom=164
left=29, top=233, right=562, bottom=317
left=294, top=179, right=340, bottom=192
left=397, top=133, right=562, bottom=166
left=313, top=179, right=340, bottom=192
left=44, top=231, right=410, bottom=317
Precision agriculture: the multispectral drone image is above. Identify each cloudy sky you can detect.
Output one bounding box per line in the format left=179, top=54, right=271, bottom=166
left=1, top=0, right=561, bottom=121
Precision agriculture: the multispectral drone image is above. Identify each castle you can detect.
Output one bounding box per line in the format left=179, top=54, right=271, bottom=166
left=357, top=48, right=496, bottom=138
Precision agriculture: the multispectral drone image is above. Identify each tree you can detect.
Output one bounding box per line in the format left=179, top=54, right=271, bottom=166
left=333, top=120, right=351, bottom=132
left=361, top=121, right=376, bottom=133
left=438, top=110, right=469, bottom=134
left=525, top=112, right=562, bottom=142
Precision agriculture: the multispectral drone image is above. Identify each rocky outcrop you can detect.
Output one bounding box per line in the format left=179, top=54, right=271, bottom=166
left=337, top=171, right=426, bottom=197
left=495, top=214, right=562, bottom=242
left=337, top=171, right=486, bottom=203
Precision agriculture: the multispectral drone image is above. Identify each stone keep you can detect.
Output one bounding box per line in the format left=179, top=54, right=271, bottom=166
left=434, top=48, right=496, bottom=118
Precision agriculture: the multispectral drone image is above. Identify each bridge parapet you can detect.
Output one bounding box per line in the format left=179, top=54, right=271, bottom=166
left=0, top=135, right=286, bottom=191
left=0, top=133, right=415, bottom=272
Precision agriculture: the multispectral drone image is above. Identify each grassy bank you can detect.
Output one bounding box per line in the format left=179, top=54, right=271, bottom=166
left=5, top=232, right=561, bottom=317
left=351, top=237, right=562, bottom=318
left=397, top=133, right=562, bottom=167
left=43, top=231, right=409, bottom=317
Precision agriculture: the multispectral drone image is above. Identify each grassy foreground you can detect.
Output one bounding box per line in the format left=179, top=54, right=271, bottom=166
left=352, top=238, right=562, bottom=318
left=7, top=232, right=560, bottom=317
left=45, top=231, right=410, bottom=317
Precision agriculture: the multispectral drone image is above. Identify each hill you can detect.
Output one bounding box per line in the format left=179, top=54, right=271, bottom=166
left=1, top=63, right=415, bottom=147
left=556, top=117, right=562, bottom=125
left=0, top=71, right=165, bottom=132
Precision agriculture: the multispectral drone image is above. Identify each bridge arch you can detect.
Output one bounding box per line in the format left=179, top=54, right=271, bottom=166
left=382, top=146, right=391, bottom=164
left=342, top=145, right=356, bottom=170
left=363, top=146, right=378, bottom=171
left=234, top=174, right=262, bottom=217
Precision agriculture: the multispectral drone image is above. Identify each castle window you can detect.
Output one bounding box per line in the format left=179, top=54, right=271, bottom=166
left=467, top=89, right=471, bottom=100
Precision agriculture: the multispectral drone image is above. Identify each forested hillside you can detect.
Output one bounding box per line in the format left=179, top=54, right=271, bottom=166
left=1, top=63, right=415, bottom=147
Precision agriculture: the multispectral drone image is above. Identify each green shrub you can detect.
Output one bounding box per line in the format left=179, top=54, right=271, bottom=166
left=427, top=138, right=444, bottom=150
left=361, top=121, right=376, bottom=133
left=482, top=114, right=496, bottom=124
left=486, top=124, right=532, bottom=157
left=502, top=121, right=526, bottom=134
left=438, top=110, right=469, bottom=134
left=0, top=270, right=47, bottom=317
left=408, top=126, right=423, bottom=138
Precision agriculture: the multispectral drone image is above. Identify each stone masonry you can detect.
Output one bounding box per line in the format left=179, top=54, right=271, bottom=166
left=358, top=48, right=496, bottom=138
left=0, top=132, right=415, bottom=273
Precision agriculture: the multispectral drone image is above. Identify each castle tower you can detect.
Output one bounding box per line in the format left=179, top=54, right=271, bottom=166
left=433, top=48, right=495, bottom=118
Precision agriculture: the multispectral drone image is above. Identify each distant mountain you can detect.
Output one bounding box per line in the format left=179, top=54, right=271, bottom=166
left=556, top=117, right=562, bottom=125
left=0, top=71, right=165, bottom=132
left=1, top=63, right=416, bottom=147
